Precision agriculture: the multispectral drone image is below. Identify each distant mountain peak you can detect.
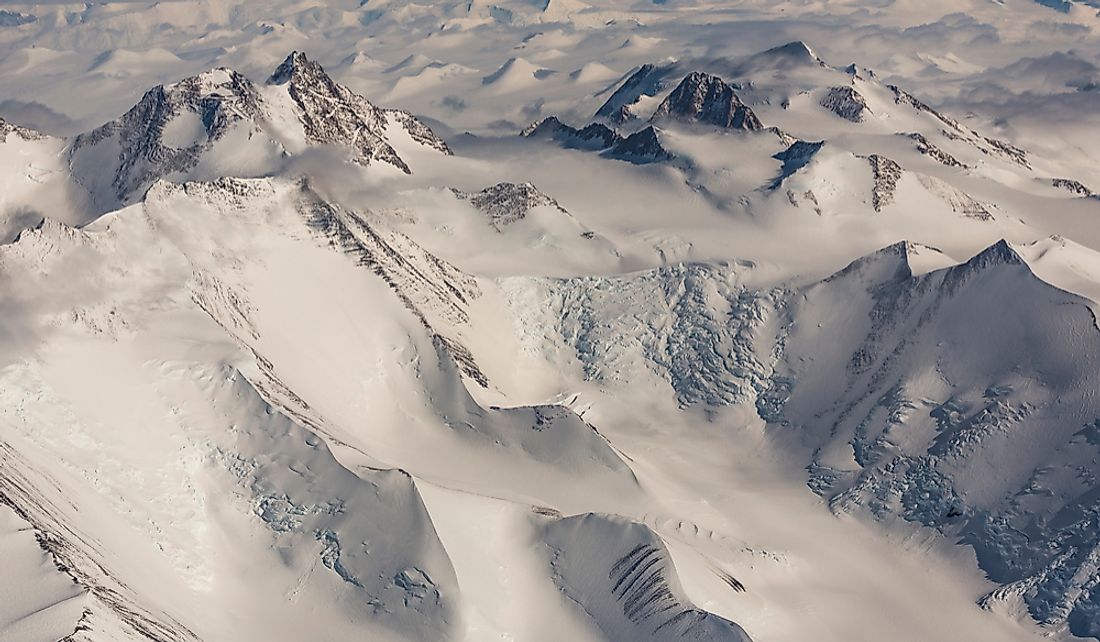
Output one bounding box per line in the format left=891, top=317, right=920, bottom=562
left=268, top=51, right=452, bottom=168
left=606, top=126, right=674, bottom=164
left=66, top=51, right=452, bottom=213
left=962, top=239, right=1026, bottom=270
left=521, top=116, right=623, bottom=150
left=594, top=62, right=668, bottom=124
left=453, top=182, right=566, bottom=229
left=827, top=241, right=922, bottom=284
left=766, top=40, right=824, bottom=64
left=826, top=241, right=954, bottom=285
left=651, top=71, right=763, bottom=131
left=0, top=116, right=44, bottom=142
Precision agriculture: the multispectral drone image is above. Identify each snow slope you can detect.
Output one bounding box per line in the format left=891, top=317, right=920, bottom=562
left=2, top=3, right=1100, bottom=642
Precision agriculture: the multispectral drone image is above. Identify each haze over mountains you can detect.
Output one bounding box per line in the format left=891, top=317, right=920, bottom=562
left=2, top=2, right=1100, bottom=642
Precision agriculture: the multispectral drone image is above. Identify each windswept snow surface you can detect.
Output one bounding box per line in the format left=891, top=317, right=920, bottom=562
left=2, top=2, right=1100, bottom=642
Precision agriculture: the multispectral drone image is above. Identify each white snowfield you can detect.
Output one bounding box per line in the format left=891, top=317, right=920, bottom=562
left=1, top=2, right=1100, bottom=642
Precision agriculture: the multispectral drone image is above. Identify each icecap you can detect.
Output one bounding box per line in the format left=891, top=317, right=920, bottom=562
left=2, top=2, right=1100, bottom=642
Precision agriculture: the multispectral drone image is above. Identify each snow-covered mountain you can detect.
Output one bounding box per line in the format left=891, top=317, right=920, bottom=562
left=4, top=3, right=1100, bottom=642
left=5, top=52, right=453, bottom=222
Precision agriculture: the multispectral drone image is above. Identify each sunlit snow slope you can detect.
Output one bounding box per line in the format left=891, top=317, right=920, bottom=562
left=3, top=2, right=1100, bottom=642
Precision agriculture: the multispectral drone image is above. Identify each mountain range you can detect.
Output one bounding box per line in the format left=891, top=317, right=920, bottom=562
left=3, top=3, right=1100, bottom=642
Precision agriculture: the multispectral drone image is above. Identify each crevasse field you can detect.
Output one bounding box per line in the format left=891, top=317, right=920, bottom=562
left=2, top=1, right=1100, bottom=641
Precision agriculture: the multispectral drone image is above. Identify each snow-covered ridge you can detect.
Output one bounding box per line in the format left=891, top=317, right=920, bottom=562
left=0, top=116, right=43, bottom=141
left=496, top=237, right=1100, bottom=637
left=4, top=9, right=1100, bottom=642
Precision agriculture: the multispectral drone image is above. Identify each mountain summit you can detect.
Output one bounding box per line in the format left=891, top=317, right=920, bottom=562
left=651, top=71, right=763, bottom=130
left=66, top=52, right=451, bottom=212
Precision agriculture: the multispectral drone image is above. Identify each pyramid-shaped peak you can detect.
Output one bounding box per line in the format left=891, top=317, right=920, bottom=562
left=963, top=239, right=1026, bottom=270
left=268, top=50, right=323, bottom=85
left=770, top=40, right=819, bottom=59
left=827, top=241, right=949, bottom=284
left=652, top=71, right=762, bottom=130
left=751, top=40, right=827, bottom=68
left=938, top=239, right=1032, bottom=292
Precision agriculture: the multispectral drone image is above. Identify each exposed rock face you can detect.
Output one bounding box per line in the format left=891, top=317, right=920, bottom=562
left=906, top=132, right=965, bottom=168
left=0, top=116, right=43, bottom=141
left=286, top=180, right=487, bottom=386
left=523, top=115, right=677, bottom=165
left=67, top=52, right=452, bottom=212
left=650, top=72, right=763, bottom=131
left=70, top=68, right=268, bottom=207
left=889, top=84, right=1031, bottom=168
left=866, top=154, right=902, bottom=212
left=890, top=85, right=959, bottom=128
left=820, top=85, right=871, bottom=122
left=1053, top=177, right=1096, bottom=196
left=452, top=182, right=567, bottom=229
left=267, top=51, right=451, bottom=173
left=522, top=116, right=623, bottom=150
left=606, top=126, right=674, bottom=164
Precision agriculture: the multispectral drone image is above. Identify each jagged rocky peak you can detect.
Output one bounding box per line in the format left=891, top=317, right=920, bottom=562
left=651, top=71, right=763, bottom=131
left=267, top=50, right=312, bottom=85
left=607, top=126, right=674, bottom=164
left=820, top=85, right=871, bottom=122
left=521, top=115, right=677, bottom=165
left=522, top=116, right=623, bottom=150
left=68, top=66, right=270, bottom=210
left=83, top=65, right=262, bottom=145
left=521, top=116, right=566, bottom=137
left=844, top=63, right=876, bottom=79
left=453, top=182, right=566, bottom=229
left=0, top=116, right=44, bottom=141
left=265, top=51, right=451, bottom=172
